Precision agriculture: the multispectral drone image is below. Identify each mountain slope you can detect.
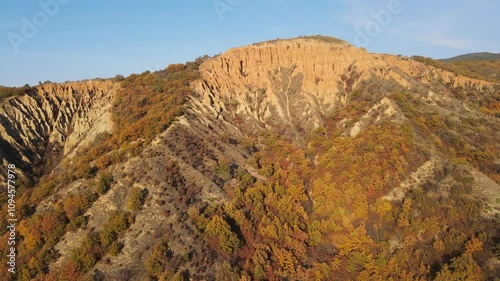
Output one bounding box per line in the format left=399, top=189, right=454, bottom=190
left=414, top=55, right=500, bottom=83
left=0, top=37, right=499, bottom=280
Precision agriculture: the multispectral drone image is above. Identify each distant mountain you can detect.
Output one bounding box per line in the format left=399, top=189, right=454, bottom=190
left=414, top=55, right=500, bottom=82
left=441, top=52, right=500, bottom=62
left=1, top=36, right=499, bottom=280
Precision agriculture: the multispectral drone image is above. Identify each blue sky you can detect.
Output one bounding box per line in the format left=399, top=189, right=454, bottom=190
left=0, top=0, right=498, bottom=86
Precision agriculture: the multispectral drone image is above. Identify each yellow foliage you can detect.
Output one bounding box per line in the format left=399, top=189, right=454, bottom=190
left=205, top=215, right=240, bottom=256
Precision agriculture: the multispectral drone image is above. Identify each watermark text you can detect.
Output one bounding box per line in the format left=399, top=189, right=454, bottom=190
left=7, top=0, right=71, bottom=53
left=6, top=163, right=17, bottom=274
left=353, top=0, right=411, bottom=47
left=213, top=0, right=243, bottom=20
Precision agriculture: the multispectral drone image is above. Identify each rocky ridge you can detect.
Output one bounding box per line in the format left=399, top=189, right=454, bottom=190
left=0, top=80, right=117, bottom=179
left=191, top=38, right=495, bottom=141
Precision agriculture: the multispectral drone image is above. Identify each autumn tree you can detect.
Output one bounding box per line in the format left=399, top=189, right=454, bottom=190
left=205, top=215, right=240, bottom=256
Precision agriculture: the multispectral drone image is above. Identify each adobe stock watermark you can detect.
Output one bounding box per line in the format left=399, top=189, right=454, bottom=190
left=213, top=0, right=243, bottom=21
left=353, top=0, right=412, bottom=47
left=7, top=0, right=71, bottom=53
left=5, top=164, right=17, bottom=275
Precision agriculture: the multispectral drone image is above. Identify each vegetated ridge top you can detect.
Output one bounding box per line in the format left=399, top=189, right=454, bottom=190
left=440, top=52, right=500, bottom=62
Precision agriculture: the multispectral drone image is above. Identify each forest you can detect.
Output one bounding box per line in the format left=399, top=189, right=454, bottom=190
left=0, top=58, right=204, bottom=280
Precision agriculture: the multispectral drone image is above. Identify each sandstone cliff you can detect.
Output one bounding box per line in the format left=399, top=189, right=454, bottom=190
left=191, top=38, right=496, bottom=142
left=0, top=80, right=117, bottom=175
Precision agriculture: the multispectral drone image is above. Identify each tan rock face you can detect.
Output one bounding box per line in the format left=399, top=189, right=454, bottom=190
left=192, top=39, right=371, bottom=136
left=0, top=80, right=117, bottom=167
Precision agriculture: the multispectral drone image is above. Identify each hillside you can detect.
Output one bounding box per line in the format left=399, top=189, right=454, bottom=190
left=441, top=52, right=500, bottom=62
left=0, top=36, right=499, bottom=280
left=413, top=55, right=500, bottom=84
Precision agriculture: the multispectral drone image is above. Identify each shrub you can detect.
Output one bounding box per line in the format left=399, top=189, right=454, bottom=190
left=71, top=230, right=103, bottom=273
left=109, top=241, right=123, bottom=256
left=100, top=211, right=132, bottom=249
left=127, top=187, right=147, bottom=211
left=166, top=63, right=186, bottom=73
left=144, top=239, right=172, bottom=278
left=96, top=172, right=113, bottom=194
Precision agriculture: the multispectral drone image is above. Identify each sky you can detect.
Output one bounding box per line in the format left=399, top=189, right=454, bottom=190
left=0, top=0, right=498, bottom=87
